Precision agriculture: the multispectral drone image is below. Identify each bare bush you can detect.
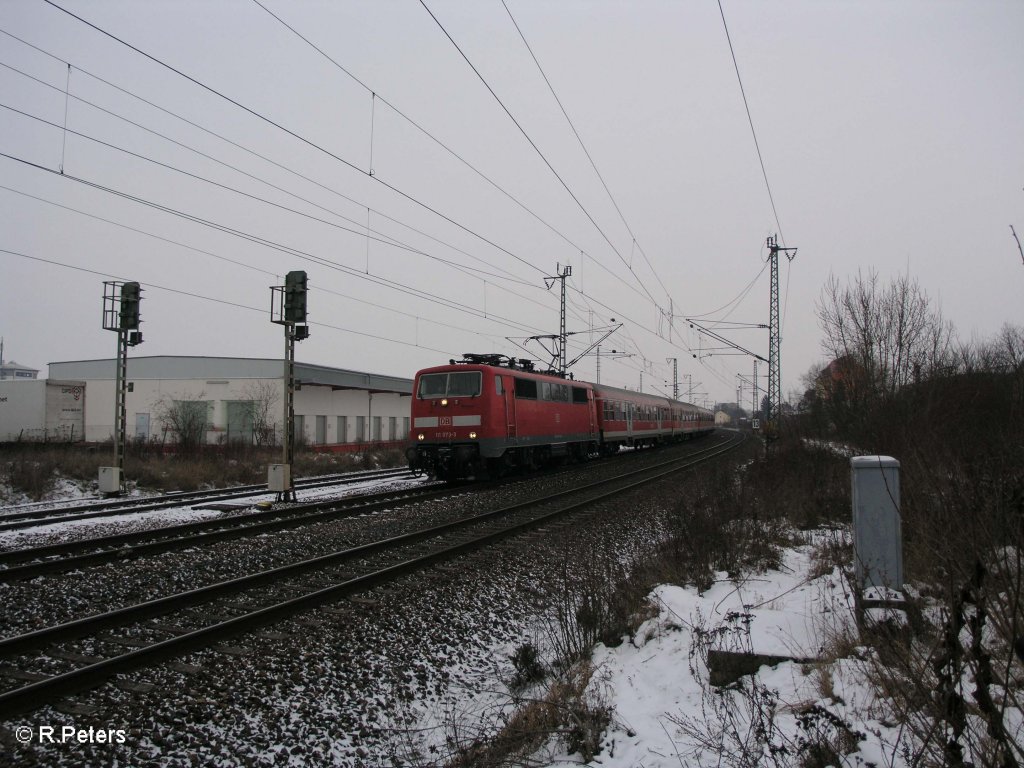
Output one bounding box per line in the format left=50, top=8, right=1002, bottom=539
left=670, top=611, right=863, bottom=768
left=807, top=268, right=1023, bottom=766
left=151, top=392, right=210, bottom=453
left=2, top=456, right=56, bottom=500
left=238, top=380, right=281, bottom=446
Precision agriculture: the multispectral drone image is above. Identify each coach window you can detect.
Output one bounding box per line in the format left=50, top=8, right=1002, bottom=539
left=539, top=382, right=551, bottom=400
left=572, top=386, right=588, bottom=404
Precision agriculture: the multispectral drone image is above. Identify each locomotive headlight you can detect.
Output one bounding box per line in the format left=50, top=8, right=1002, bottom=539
left=417, top=433, right=425, bottom=441
left=469, top=431, right=478, bottom=439
left=440, top=398, right=448, bottom=406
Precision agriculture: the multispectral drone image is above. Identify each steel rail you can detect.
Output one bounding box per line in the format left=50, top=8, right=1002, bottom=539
left=0, top=467, right=413, bottom=531
left=0, top=436, right=720, bottom=578
left=0, top=482, right=451, bottom=580
left=0, top=432, right=741, bottom=718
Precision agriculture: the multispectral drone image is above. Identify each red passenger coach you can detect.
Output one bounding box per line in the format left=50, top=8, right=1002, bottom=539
left=407, top=354, right=714, bottom=480
left=592, top=383, right=714, bottom=454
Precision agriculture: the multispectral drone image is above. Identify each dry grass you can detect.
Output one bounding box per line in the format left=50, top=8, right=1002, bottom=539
left=444, top=662, right=611, bottom=768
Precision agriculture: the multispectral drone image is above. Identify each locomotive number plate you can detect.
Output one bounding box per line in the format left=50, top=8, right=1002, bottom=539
left=435, top=431, right=457, bottom=439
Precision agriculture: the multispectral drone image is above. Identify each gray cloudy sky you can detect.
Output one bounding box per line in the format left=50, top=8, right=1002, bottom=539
left=1, top=0, right=1021, bottom=407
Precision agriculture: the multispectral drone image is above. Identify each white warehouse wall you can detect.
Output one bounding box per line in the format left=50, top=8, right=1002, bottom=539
left=0, top=380, right=46, bottom=441
left=81, top=377, right=285, bottom=444
left=39, top=357, right=413, bottom=447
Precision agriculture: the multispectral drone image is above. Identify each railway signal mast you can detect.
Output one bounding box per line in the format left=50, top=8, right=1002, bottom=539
left=269, top=270, right=310, bottom=501
left=765, top=235, right=797, bottom=448
left=99, top=281, right=143, bottom=495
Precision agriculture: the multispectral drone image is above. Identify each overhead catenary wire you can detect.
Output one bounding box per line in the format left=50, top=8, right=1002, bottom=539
left=39, top=1, right=552, bottom=283
left=247, top=1, right=658, bottom=309
left=500, top=0, right=672, bottom=305
left=0, top=247, right=459, bottom=355
left=499, top=0, right=765, bottom=397
left=18, top=8, right=662, bottom=374
left=717, top=0, right=795, bottom=342
left=717, top=0, right=785, bottom=246
left=416, top=0, right=663, bottom=310
left=0, top=47, right=597, bottom=369
left=0, top=151, right=552, bottom=339
left=0, top=184, right=511, bottom=346
left=0, top=97, right=534, bottom=289
left=9, top=6, right=753, bottom=399
left=0, top=35, right=588, bottom=324
left=0, top=35, right=533, bottom=289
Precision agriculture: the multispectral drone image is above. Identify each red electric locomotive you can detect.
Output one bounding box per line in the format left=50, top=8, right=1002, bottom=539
left=407, top=354, right=715, bottom=480
left=406, top=354, right=596, bottom=479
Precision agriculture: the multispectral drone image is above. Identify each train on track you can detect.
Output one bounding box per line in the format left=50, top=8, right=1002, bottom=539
left=406, top=354, right=715, bottom=480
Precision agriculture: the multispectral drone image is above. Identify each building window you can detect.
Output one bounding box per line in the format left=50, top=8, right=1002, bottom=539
left=388, top=416, right=397, bottom=441
left=337, top=416, right=347, bottom=443
left=355, top=415, right=365, bottom=442
left=402, top=416, right=409, bottom=439
left=372, top=416, right=382, bottom=441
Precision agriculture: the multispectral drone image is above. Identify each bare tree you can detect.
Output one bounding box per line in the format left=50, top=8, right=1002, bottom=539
left=152, top=392, right=210, bottom=452
left=816, top=270, right=955, bottom=399
left=239, top=381, right=281, bottom=447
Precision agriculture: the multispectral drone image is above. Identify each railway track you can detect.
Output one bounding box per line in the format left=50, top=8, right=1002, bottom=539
left=0, top=481, right=453, bottom=581
left=0, top=431, right=742, bottom=718
left=0, top=466, right=415, bottom=533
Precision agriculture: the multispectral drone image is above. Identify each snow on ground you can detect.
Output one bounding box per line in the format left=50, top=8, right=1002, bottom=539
left=0, top=472, right=431, bottom=549
left=0, top=475, right=115, bottom=510
left=535, top=533, right=908, bottom=767
left=802, top=438, right=857, bottom=458
left=0, top=506, right=227, bottom=548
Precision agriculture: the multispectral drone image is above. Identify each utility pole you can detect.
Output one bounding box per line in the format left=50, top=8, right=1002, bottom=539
left=99, top=281, right=143, bottom=495
left=666, top=357, right=679, bottom=399
left=766, top=235, right=797, bottom=451
left=543, top=264, right=572, bottom=376
left=270, top=270, right=310, bottom=501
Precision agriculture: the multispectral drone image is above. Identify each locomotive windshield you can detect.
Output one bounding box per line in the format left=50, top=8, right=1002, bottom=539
left=417, top=371, right=482, bottom=399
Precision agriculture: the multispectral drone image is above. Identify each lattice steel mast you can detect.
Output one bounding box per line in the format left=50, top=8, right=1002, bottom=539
left=765, top=235, right=796, bottom=445
left=543, top=264, right=572, bottom=376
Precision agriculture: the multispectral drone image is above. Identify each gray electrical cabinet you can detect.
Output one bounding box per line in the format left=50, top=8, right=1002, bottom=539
left=851, top=455, right=903, bottom=592
left=268, top=463, right=291, bottom=493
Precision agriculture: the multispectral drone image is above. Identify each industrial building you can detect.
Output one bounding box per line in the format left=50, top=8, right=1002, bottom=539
left=0, top=360, right=39, bottom=380
left=0, top=356, right=412, bottom=447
